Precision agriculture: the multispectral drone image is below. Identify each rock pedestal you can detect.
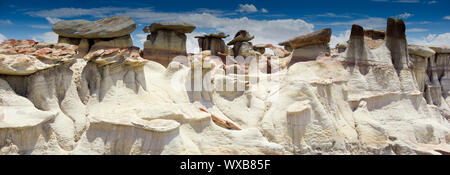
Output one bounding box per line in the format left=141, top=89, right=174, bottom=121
left=429, top=46, right=450, bottom=101
left=52, top=16, right=136, bottom=57
left=196, top=32, right=229, bottom=56
left=346, top=25, right=365, bottom=64
left=252, top=44, right=266, bottom=54
left=408, top=45, right=435, bottom=98
left=283, top=28, right=331, bottom=63
left=142, top=22, right=196, bottom=67
left=227, top=30, right=255, bottom=57
left=386, top=18, right=409, bottom=73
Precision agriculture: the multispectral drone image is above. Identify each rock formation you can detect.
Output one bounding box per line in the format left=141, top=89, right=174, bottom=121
left=142, top=22, right=196, bottom=67
left=429, top=46, right=450, bottom=107
left=408, top=45, right=440, bottom=105
left=281, top=28, right=332, bottom=64
left=196, top=32, right=229, bottom=56
left=0, top=16, right=449, bottom=155
left=52, top=16, right=136, bottom=57
left=364, top=29, right=386, bottom=40
left=278, top=41, right=293, bottom=52
left=336, top=42, right=348, bottom=53
left=227, top=30, right=255, bottom=57
left=386, top=18, right=410, bottom=73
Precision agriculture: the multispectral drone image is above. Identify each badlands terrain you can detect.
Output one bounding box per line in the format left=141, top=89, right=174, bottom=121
left=0, top=16, right=449, bottom=155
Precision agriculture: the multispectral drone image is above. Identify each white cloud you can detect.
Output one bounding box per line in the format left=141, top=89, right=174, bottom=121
left=410, top=33, right=450, bottom=46
left=28, top=17, right=62, bottom=29
left=396, top=12, right=413, bottom=19
left=32, top=32, right=58, bottom=43
left=26, top=7, right=129, bottom=18
left=45, top=17, right=62, bottom=24
left=0, top=19, right=12, bottom=25
left=407, top=28, right=428, bottom=32
left=406, top=21, right=431, bottom=25
left=261, top=8, right=268, bottom=13
left=328, top=17, right=386, bottom=29
left=330, top=30, right=351, bottom=47
left=0, top=33, right=7, bottom=42
left=236, top=4, right=258, bottom=13
left=444, top=16, right=450, bottom=20
left=30, top=25, right=52, bottom=29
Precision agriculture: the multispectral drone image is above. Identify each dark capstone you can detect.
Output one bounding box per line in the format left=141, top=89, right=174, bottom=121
left=350, top=24, right=364, bottom=38
left=364, top=29, right=386, bottom=40
left=386, top=18, right=406, bottom=39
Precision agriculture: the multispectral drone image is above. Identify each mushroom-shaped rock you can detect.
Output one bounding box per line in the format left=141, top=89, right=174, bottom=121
left=253, top=44, right=266, bottom=54
left=52, top=16, right=136, bottom=39
left=408, top=45, right=436, bottom=58
left=195, top=32, right=229, bottom=39
left=288, top=28, right=332, bottom=49
left=196, top=32, right=229, bottom=55
left=429, top=46, right=450, bottom=54
left=408, top=45, right=434, bottom=94
left=227, top=30, right=254, bottom=46
left=143, top=22, right=196, bottom=34
left=142, top=22, right=196, bottom=67
left=288, top=28, right=332, bottom=63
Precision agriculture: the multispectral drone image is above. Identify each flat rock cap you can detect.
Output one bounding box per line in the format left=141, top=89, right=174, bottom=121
left=429, top=46, right=450, bottom=54
left=288, top=28, right=332, bottom=49
left=408, top=45, right=436, bottom=57
left=52, top=16, right=136, bottom=39
left=386, top=18, right=406, bottom=39
left=195, top=32, right=229, bottom=38
left=227, top=30, right=254, bottom=45
left=143, top=22, right=196, bottom=33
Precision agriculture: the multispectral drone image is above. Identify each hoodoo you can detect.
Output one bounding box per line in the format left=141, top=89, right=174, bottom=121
left=281, top=28, right=332, bottom=64
left=52, top=16, right=136, bottom=56
left=142, top=22, right=196, bottom=67
left=0, top=14, right=449, bottom=155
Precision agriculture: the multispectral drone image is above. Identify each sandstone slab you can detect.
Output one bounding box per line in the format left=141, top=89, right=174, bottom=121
left=288, top=28, right=332, bottom=49
left=143, top=22, right=196, bottom=33
left=429, top=46, right=450, bottom=54
left=227, top=30, right=254, bottom=46
left=408, top=45, right=436, bottom=58
left=143, top=30, right=187, bottom=67
left=196, top=33, right=228, bottom=55
left=52, top=16, right=136, bottom=39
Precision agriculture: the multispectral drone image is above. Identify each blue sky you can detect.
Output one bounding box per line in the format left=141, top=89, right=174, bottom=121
left=0, top=0, right=449, bottom=53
